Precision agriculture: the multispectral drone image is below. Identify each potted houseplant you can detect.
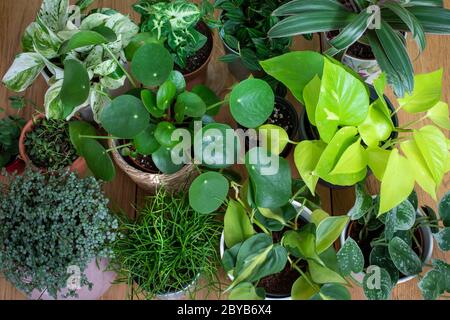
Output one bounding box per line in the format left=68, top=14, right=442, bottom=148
left=19, top=113, right=87, bottom=174
left=131, top=0, right=217, bottom=89
left=2, top=0, right=139, bottom=122
left=268, top=0, right=450, bottom=96
left=0, top=113, right=26, bottom=174
left=337, top=185, right=450, bottom=300
left=0, top=169, right=118, bottom=300
left=215, top=0, right=292, bottom=85
left=260, top=51, right=450, bottom=215
left=110, top=187, right=221, bottom=300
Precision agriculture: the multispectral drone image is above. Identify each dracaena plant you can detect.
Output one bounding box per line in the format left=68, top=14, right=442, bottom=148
left=337, top=185, right=450, bottom=300
left=2, top=0, right=139, bottom=121
left=215, top=0, right=292, bottom=72
left=132, top=0, right=217, bottom=69
left=260, top=51, right=450, bottom=215
left=268, top=0, right=450, bottom=96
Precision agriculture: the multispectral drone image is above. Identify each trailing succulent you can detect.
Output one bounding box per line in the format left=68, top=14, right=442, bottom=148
left=216, top=0, right=292, bottom=72
left=0, top=170, right=118, bottom=299
left=110, top=187, right=221, bottom=299
left=337, top=185, right=450, bottom=300
left=0, top=115, right=25, bottom=167
left=261, top=51, right=450, bottom=215
left=268, top=0, right=450, bottom=96
left=2, top=0, right=139, bottom=121
left=132, top=0, right=216, bottom=69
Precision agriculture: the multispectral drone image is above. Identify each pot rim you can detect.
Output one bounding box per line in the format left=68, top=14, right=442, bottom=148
left=219, top=200, right=313, bottom=300
left=153, top=273, right=201, bottom=299
left=338, top=197, right=434, bottom=285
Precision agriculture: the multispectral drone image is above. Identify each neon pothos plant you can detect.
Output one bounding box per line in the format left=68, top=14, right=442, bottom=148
left=337, top=186, right=450, bottom=300
left=261, top=51, right=449, bottom=215
left=189, top=148, right=350, bottom=300
left=2, top=0, right=138, bottom=121
left=132, top=0, right=216, bottom=69
left=268, top=0, right=450, bottom=96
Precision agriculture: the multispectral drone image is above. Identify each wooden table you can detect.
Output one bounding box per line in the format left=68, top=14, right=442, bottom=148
left=0, top=0, right=448, bottom=300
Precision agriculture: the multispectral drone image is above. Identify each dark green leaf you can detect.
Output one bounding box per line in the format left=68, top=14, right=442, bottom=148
left=131, top=43, right=173, bottom=87
left=80, top=139, right=115, bottom=181
left=388, top=236, right=423, bottom=276
left=60, top=59, right=90, bottom=118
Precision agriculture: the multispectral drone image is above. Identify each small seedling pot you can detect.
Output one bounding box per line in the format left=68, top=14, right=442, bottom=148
left=18, top=114, right=87, bottom=175
left=339, top=206, right=434, bottom=286
left=108, top=139, right=197, bottom=192
left=219, top=201, right=312, bottom=300
left=4, top=157, right=26, bottom=175
left=28, top=258, right=116, bottom=300
left=299, top=84, right=398, bottom=189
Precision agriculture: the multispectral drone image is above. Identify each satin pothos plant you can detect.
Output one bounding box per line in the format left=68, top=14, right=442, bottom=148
left=260, top=51, right=449, bottom=215
left=2, top=0, right=139, bottom=121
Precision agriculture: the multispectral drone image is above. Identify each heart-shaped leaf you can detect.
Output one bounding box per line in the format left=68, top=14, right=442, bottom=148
left=258, top=124, right=289, bottom=155
left=337, top=237, right=364, bottom=276
left=283, top=226, right=321, bottom=263
left=79, top=139, right=115, bottom=181
left=386, top=200, right=416, bottom=233
left=294, top=140, right=326, bottom=195
left=369, top=246, right=399, bottom=285
left=302, top=75, right=321, bottom=126
left=58, top=30, right=108, bottom=54
left=224, top=199, right=255, bottom=248
left=308, top=260, right=347, bottom=284
left=419, top=269, right=445, bottom=300
left=101, top=95, right=149, bottom=138
left=358, top=102, right=394, bottom=147
left=189, top=172, right=229, bottom=214
left=228, top=282, right=265, bottom=300
left=427, top=101, right=450, bottom=130
left=388, top=236, right=423, bottom=276
left=349, top=183, right=373, bottom=220
left=319, top=284, right=351, bottom=300
left=291, top=275, right=319, bottom=300
left=433, top=227, right=450, bottom=251
left=134, top=124, right=159, bottom=155
left=60, top=59, right=90, bottom=118
left=330, top=138, right=367, bottom=175
left=439, top=191, right=450, bottom=227
left=363, top=266, right=392, bottom=300
left=366, top=146, right=391, bottom=180
left=316, top=215, right=349, bottom=254
left=131, top=43, right=173, bottom=87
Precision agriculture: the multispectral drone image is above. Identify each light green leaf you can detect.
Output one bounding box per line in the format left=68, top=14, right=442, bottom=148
left=398, top=69, right=443, bottom=113
left=224, top=199, right=255, bottom=248
left=319, top=284, right=351, bottom=300
left=303, top=75, right=321, bottom=126
left=228, top=282, right=264, bottom=300
left=373, top=73, right=389, bottom=115
left=379, top=149, right=415, bottom=214
left=258, top=124, right=289, bottom=155
left=291, top=276, right=319, bottom=300
left=294, top=140, right=326, bottom=194
left=2, top=53, right=45, bottom=92
left=308, top=260, right=347, bottom=284
left=311, top=209, right=330, bottom=226
left=358, top=102, right=394, bottom=147
left=316, top=215, right=349, bottom=254
left=366, top=146, right=391, bottom=180
left=427, top=101, right=450, bottom=130
left=283, top=227, right=322, bottom=263
left=330, top=138, right=367, bottom=175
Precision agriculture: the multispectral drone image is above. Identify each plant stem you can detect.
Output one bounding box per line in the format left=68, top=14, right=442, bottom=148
left=399, top=115, right=427, bottom=130
left=106, top=142, right=132, bottom=153
left=102, top=44, right=137, bottom=88
left=206, top=100, right=228, bottom=111
left=79, top=135, right=120, bottom=140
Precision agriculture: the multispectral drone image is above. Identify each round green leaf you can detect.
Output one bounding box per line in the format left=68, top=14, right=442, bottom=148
left=191, top=84, right=221, bottom=116
left=131, top=43, right=173, bottom=87
left=125, top=32, right=164, bottom=61
left=388, top=236, right=423, bottom=276
left=189, top=172, right=229, bottom=214
left=60, top=59, right=90, bottom=118
left=337, top=237, right=364, bottom=276
left=157, top=80, right=177, bottom=110
left=174, top=91, right=206, bottom=120
left=68, top=121, right=97, bottom=155
left=141, top=89, right=164, bottom=118
left=133, top=124, right=159, bottom=155
left=168, top=70, right=186, bottom=94
left=230, top=79, right=274, bottom=128
left=100, top=95, right=149, bottom=138
left=154, top=121, right=177, bottom=147
left=80, top=139, right=115, bottom=181
left=363, top=266, right=393, bottom=300
left=151, top=145, right=183, bottom=174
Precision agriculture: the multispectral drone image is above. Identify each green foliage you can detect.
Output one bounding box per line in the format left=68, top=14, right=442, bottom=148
left=0, top=170, right=117, bottom=299
left=0, top=116, right=25, bottom=167
left=216, top=0, right=292, bottom=72
left=25, top=117, right=78, bottom=170
left=110, top=188, right=221, bottom=299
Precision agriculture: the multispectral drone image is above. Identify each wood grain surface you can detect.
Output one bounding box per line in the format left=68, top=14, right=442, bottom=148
left=0, top=0, right=448, bottom=300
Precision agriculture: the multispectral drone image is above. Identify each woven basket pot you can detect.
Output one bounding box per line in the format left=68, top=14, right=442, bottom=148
left=108, top=139, right=197, bottom=192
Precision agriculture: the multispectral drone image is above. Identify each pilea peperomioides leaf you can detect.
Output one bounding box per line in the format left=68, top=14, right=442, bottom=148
left=388, top=236, right=423, bottom=276
left=189, top=172, right=229, bottom=214
left=337, top=237, right=364, bottom=276
left=133, top=124, right=159, bottom=155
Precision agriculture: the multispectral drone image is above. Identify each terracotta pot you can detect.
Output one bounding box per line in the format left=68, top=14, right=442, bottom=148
left=108, top=139, right=197, bottom=192
left=183, top=22, right=214, bottom=90
left=19, top=114, right=87, bottom=175
left=5, top=157, right=26, bottom=175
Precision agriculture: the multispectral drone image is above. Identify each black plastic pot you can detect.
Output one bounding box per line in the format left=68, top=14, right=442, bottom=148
left=299, top=85, right=399, bottom=189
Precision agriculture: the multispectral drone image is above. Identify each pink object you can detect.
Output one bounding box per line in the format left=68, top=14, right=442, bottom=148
left=29, top=258, right=116, bottom=300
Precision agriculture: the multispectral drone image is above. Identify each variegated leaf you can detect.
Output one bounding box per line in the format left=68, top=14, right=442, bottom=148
left=2, top=53, right=45, bottom=92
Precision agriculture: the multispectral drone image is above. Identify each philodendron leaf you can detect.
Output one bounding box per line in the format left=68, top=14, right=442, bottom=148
left=294, top=140, right=326, bottom=195
left=224, top=199, right=255, bottom=248
left=58, top=30, right=108, bottom=54
left=101, top=95, right=149, bottom=138
left=330, top=138, right=367, bottom=175
left=370, top=246, right=399, bottom=285
left=283, top=226, right=322, bottom=263
left=311, top=209, right=330, bottom=226
left=79, top=139, right=115, bottom=181
left=260, top=51, right=324, bottom=104
left=60, top=59, right=90, bottom=118
left=398, top=69, right=443, bottom=113
left=413, top=125, right=448, bottom=187
left=419, top=269, right=445, bottom=300
left=433, top=228, right=450, bottom=251
left=2, top=52, right=45, bottom=92
left=228, top=282, right=265, bottom=300
left=308, top=260, right=347, bottom=285
left=337, top=237, right=364, bottom=276
left=358, top=102, right=394, bottom=147
left=131, top=43, right=173, bottom=87
left=134, top=124, right=159, bottom=155
left=379, top=149, right=415, bottom=214
left=222, top=243, right=241, bottom=273
left=316, top=215, right=349, bottom=254
left=230, top=79, right=274, bottom=128
left=349, top=183, right=373, bottom=220
left=315, top=59, right=369, bottom=143
left=303, top=75, right=321, bottom=126
left=439, top=191, right=450, bottom=227
left=363, top=266, right=393, bottom=300
left=156, top=80, right=177, bottom=111
left=258, top=124, right=289, bottom=155
left=427, top=101, right=450, bottom=130
left=388, top=237, right=423, bottom=276
left=366, top=146, right=391, bottom=180
left=189, top=172, right=229, bottom=214
left=245, top=147, right=292, bottom=209
left=291, top=275, right=319, bottom=300
left=319, top=284, right=351, bottom=300
left=401, top=140, right=437, bottom=200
